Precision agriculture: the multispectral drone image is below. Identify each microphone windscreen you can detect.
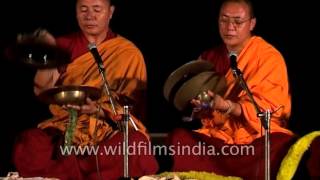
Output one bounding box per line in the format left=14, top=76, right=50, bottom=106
left=229, top=52, right=237, bottom=69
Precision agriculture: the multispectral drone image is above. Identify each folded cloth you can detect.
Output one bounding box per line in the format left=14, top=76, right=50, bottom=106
left=0, top=172, right=59, bottom=180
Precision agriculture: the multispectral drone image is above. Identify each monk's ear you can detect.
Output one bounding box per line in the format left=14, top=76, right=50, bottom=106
left=249, top=17, right=256, bottom=31
left=109, top=5, right=115, bottom=20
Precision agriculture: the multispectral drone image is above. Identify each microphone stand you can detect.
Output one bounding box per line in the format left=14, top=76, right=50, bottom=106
left=122, top=105, right=131, bottom=180
left=231, top=66, right=271, bottom=180
left=88, top=43, right=138, bottom=180
left=88, top=43, right=139, bottom=131
left=96, top=71, right=134, bottom=179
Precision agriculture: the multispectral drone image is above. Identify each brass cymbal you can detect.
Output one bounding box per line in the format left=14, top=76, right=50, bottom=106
left=38, top=85, right=101, bottom=105
left=7, top=40, right=70, bottom=68
left=163, top=60, right=227, bottom=111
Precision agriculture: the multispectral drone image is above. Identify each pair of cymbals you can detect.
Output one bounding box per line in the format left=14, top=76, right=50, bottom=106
left=163, top=60, right=227, bottom=111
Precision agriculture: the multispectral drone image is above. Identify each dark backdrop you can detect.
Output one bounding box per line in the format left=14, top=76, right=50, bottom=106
left=0, top=0, right=319, bottom=175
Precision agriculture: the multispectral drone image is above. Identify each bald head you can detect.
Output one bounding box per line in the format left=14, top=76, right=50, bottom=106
left=220, top=0, right=254, bottom=18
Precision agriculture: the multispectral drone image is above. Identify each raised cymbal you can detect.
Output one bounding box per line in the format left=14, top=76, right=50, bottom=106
left=163, top=60, right=227, bottom=111
left=38, top=85, right=101, bottom=105
left=7, top=40, right=70, bottom=68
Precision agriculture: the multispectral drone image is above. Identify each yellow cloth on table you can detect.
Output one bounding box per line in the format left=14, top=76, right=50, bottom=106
left=139, top=171, right=242, bottom=180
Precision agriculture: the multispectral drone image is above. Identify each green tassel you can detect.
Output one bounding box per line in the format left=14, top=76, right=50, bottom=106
left=64, top=108, right=78, bottom=148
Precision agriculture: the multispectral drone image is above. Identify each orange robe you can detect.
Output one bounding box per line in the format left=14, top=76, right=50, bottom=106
left=197, top=36, right=293, bottom=144
left=38, top=35, right=148, bottom=146
left=13, top=33, right=158, bottom=180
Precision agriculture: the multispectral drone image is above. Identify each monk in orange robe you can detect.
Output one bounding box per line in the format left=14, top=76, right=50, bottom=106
left=196, top=35, right=293, bottom=144
left=167, top=0, right=296, bottom=179
left=12, top=0, right=158, bottom=179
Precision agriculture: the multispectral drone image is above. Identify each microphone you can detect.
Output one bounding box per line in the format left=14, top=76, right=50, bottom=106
left=229, top=52, right=239, bottom=78
left=229, top=52, right=238, bottom=70
left=88, top=43, right=105, bottom=72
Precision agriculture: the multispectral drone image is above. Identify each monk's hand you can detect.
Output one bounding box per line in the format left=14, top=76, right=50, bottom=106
left=190, top=90, right=215, bottom=119
left=190, top=90, right=233, bottom=117
left=63, top=97, right=101, bottom=115
left=210, top=92, right=237, bottom=116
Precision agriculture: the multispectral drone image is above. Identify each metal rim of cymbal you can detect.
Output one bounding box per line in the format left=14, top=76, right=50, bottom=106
left=163, top=60, right=227, bottom=111
left=7, top=41, right=70, bottom=68
left=38, top=85, right=101, bottom=105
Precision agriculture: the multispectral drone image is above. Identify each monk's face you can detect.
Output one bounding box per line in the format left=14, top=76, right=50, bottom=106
left=76, top=0, right=114, bottom=40
left=218, top=2, right=256, bottom=51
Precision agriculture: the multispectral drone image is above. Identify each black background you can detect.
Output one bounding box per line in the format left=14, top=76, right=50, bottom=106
left=0, top=0, right=319, bottom=175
